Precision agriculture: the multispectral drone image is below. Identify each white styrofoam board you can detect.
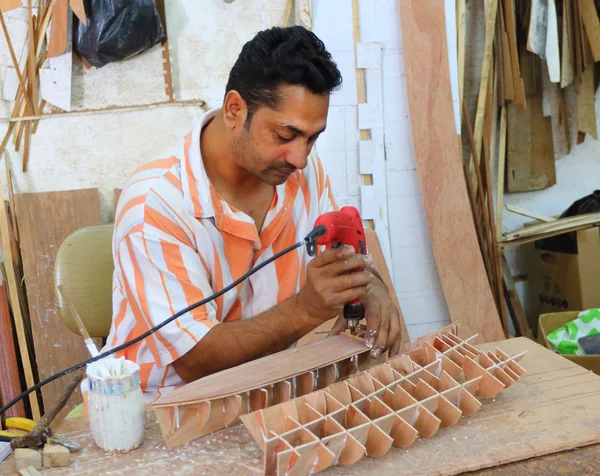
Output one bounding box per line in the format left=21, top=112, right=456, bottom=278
left=40, top=10, right=73, bottom=111
left=317, top=106, right=346, bottom=153
left=2, top=66, right=18, bottom=100
left=358, top=0, right=402, bottom=50
left=358, top=139, right=374, bottom=174
left=320, top=150, right=348, bottom=199
left=343, top=106, right=361, bottom=197
left=385, top=169, right=421, bottom=197
left=445, top=0, right=460, bottom=135
left=329, top=49, right=359, bottom=106
left=313, top=0, right=354, bottom=51
left=356, top=42, right=382, bottom=69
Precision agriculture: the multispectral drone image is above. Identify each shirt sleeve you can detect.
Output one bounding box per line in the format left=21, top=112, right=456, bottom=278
left=114, top=229, right=218, bottom=368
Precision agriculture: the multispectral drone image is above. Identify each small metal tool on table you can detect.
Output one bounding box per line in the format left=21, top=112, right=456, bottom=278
left=0, top=417, right=80, bottom=451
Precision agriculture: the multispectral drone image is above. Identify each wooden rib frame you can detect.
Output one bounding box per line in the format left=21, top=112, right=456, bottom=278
left=241, top=328, right=527, bottom=475
left=152, top=324, right=462, bottom=448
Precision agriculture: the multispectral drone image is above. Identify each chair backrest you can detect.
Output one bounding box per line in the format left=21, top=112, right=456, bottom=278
left=54, top=224, right=114, bottom=338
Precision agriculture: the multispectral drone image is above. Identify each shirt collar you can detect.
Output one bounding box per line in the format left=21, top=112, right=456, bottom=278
left=180, top=108, right=296, bottom=248
left=181, top=107, right=219, bottom=220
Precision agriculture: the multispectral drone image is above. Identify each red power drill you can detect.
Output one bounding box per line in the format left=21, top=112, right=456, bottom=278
left=306, top=206, right=367, bottom=334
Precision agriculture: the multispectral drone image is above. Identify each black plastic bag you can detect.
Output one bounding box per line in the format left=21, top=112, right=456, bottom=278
left=560, top=190, right=600, bottom=218
left=73, top=0, right=167, bottom=68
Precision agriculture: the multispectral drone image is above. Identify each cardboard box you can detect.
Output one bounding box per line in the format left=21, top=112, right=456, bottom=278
left=538, top=311, right=600, bottom=376
left=528, top=226, right=600, bottom=334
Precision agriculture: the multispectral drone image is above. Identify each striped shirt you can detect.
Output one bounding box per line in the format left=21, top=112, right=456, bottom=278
left=102, top=108, right=338, bottom=402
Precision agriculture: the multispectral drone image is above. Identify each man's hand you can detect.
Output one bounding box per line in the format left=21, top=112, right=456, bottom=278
left=297, top=245, right=373, bottom=324
left=329, top=268, right=402, bottom=359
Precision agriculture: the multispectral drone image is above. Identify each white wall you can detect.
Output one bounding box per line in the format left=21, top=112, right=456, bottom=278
left=1, top=0, right=455, bottom=341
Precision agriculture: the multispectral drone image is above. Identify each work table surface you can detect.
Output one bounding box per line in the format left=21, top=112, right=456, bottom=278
left=1, top=337, right=600, bottom=475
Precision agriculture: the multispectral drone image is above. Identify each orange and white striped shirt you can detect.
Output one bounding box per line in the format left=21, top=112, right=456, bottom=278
left=102, top=108, right=338, bottom=402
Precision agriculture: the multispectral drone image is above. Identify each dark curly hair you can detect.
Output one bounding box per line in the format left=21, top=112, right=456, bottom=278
left=225, top=26, right=342, bottom=127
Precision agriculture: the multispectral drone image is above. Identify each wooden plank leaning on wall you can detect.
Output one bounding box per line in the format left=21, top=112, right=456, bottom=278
left=15, top=189, right=103, bottom=423
left=397, top=0, right=505, bottom=342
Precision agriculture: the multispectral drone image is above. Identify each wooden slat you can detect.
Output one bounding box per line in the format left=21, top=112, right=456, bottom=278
left=69, top=0, right=86, bottom=24
left=397, top=0, right=504, bottom=343
left=47, top=0, right=68, bottom=57
left=577, top=49, right=598, bottom=139
left=573, top=0, right=583, bottom=91
left=15, top=189, right=103, bottom=423
left=503, top=212, right=600, bottom=241
left=496, top=106, right=507, bottom=242
left=0, top=276, right=26, bottom=417
left=503, top=0, right=526, bottom=106
left=467, top=0, right=498, bottom=190
left=561, top=0, right=574, bottom=88
left=580, top=0, right=600, bottom=61
left=501, top=256, right=532, bottom=339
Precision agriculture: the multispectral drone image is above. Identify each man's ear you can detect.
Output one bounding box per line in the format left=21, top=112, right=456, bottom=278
left=223, top=90, right=248, bottom=131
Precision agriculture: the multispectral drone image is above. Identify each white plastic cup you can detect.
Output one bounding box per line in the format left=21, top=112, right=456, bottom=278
left=87, top=358, right=146, bottom=452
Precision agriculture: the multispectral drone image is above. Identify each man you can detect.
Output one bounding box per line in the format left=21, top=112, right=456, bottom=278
left=105, top=26, right=402, bottom=402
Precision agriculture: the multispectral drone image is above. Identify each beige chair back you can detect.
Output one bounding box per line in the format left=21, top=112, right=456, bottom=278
left=54, top=225, right=114, bottom=338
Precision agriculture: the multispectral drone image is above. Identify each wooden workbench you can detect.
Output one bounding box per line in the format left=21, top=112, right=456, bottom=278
left=1, top=337, right=600, bottom=475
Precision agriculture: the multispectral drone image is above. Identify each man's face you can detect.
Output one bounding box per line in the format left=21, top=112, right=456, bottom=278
left=229, top=84, right=330, bottom=186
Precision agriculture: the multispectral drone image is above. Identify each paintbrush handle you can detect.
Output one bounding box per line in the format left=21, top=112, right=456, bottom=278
left=57, top=284, right=98, bottom=356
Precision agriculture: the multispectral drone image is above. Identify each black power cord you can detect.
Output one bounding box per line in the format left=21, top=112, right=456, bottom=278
left=0, top=225, right=327, bottom=417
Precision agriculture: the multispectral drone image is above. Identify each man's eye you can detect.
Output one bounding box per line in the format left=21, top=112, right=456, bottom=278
left=277, top=134, right=293, bottom=143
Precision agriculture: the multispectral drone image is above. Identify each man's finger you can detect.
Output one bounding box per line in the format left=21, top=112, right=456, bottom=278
left=328, top=316, right=347, bottom=336
left=386, top=310, right=400, bottom=349
left=331, top=270, right=373, bottom=292
left=310, top=245, right=355, bottom=268
left=372, top=311, right=390, bottom=359
left=364, top=296, right=381, bottom=352
left=327, top=254, right=373, bottom=276
left=336, top=285, right=369, bottom=305
left=389, top=332, right=402, bottom=357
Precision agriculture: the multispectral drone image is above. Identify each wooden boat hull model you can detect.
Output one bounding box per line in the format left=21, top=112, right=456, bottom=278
left=240, top=329, right=527, bottom=475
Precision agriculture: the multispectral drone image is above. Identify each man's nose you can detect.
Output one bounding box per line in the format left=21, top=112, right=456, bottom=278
left=285, top=143, right=310, bottom=170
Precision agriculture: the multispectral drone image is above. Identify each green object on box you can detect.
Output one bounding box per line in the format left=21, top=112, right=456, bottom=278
left=547, top=308, right=600, bottom=355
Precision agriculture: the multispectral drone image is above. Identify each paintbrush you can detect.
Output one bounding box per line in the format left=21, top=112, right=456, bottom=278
left=57, top=284, right=111, bottom=377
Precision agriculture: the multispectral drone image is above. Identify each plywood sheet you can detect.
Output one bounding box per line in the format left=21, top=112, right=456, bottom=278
left=2, top=337, right=599, bottom=475
left=15, top=189, right=103, bottom=421
left=397, top=0, right=504, bottom=342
